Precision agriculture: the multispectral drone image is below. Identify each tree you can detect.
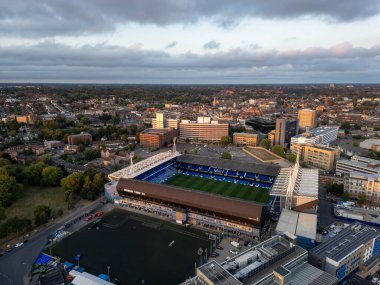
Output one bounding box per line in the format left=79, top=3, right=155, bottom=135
left=342, top=191, right=350, bottom=201
left=0, top=206, right=6, bottom=221
left=326, top=182, right=344, bottom=196
left=37, top=154, right=52, bottom=165
left=34, top=205, right=52, bottom=226
left=84, top=149, right=100, bottom=161
left=357, top=193, right=367, bottom=205
left=0, top=158, right=11, bottom=167
left=61, top=173, right=83, bottom=199
left=287, top=153, right=297, bottom=163
left=23, top=162, right=47, bottom=186
left=92, top=173, right=104, bottom=195
left=41, top=166, right=63, bottom=186
left=271, top=145, right=286, bottom=158
left=0, top=169, right=23, bottom=207
left=340, top=121, right=351, bottom=135
left=221, top=152, right=232, bottom=159
left=220, top=136, right=232, bottom=146
left=260, top=138, right=271, bottom=150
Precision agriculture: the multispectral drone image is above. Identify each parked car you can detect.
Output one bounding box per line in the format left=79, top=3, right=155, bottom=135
left=230, top=249, right=238, bottom=255
left=85, top=216, right=93, bottom=222
left=216, top=245, right=223, bottom=250
left=14, top=242, right=23, bottom=248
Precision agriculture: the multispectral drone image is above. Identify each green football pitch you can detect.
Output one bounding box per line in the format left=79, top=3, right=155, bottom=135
left=164, top=173, right=270, bottom=203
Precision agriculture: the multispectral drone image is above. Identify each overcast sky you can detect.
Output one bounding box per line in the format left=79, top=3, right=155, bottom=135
left=1, top=0, right=380, bottom=84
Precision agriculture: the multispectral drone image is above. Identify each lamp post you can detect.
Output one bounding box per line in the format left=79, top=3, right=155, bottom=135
left=107, top=266, right=110, bottom=281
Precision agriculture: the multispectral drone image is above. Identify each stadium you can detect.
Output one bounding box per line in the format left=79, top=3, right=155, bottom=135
left=107, top=149, right=280, bottom=237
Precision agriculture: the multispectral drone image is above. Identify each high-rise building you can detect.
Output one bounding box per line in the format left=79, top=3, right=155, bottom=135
left=298, top=109, right=317, bottom=131
left=274, top=119, right=298, bottom=147
left=245, top=117, right=276, bottom=133
left=152, top=112, right=179, bottom=130
left=179, top=117, right=228, bottom=142
left=152, top=112, right=165, bottom=128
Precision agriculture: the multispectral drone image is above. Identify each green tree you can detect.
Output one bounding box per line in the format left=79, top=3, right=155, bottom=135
left=342, top=191, right=350, bottom=201
left=0, top=169, right=23, bottom=207
left=326, top=182, right=344, bottom=196
left=0, top=158, right=11, bottom=167
left=220, top=136, right=233, bottom=146
left=34, top=205, right=52, bottom=226
left=92, top=173, right=104, bottom=195
left=260, top=138, right=271, bottom=149
left=271, top=145, right=286, bottom=158
left=61, top=173, right=83, bottom=199
left=23, top=162, right=47, bottom=185
left=221, top=152, right=232, bottom=159
left=0, top=206, right=6, bottom=221
left=41, top=166, right=64, bottom=186
left=287, top=153, right=297, bottom=163
left=37, top=154, right=52, bottom=165
left=340, top=121, right=351, bottom=135
left=84, top=149, right=100, bottom=160
left=357, top=193, right=367, bottom=205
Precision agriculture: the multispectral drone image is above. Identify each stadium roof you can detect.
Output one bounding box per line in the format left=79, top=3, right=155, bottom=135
left=275, top=209, right=317, bottom=240
left=116, top=178, right=265, bottom=222
left=177, top=155, right=280, bottom=176
left=108, top=151, right=181, bottom=180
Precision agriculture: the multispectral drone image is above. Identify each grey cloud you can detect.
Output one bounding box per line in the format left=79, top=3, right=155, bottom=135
left=0, top=0, right=379, bottom=37
left=0, top=41, right=379, bottom=83
left=203, top=40, right=221, bottom=50
left=166, top=41, right=177, bottom=49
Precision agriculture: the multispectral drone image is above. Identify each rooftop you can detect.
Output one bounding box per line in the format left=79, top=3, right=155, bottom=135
left=292, top=126, right=339, bottom=139
left=141, top=128, right=172, bottom=135
left=276, top=209, right=317, bottom=240
left=177, top=154, right=280, bottom=177
left=197, top=261, right=242, bottom=285
left=310, top=223, right=379, bottom=262
left=268, top=262, right=337, bottom=285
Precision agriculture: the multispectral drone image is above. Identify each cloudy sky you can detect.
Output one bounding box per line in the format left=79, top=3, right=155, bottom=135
left=1, top=0, right=380, bottom=84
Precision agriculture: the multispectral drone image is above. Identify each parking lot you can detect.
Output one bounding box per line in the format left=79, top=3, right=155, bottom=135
left=208, top=236, right=259, bottom=264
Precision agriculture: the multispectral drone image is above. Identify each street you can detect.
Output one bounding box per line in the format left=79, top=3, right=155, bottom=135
left=0, top=199, right=104, bottom=285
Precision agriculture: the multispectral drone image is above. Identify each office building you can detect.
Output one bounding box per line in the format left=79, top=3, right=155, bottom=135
left=193, top=235, right=336, bottom=285
left=274, top=119, right=298, bottom=147
left=233, top=133, right=259, bottom=147
left=336, top=155, right=380, bottom=176
left=179, top=117, right=228, bottom=142
left=139, top=128, right=174, bottom=150
left=245, top=117, right=276, bottom=133
left=309, top=223, right=380, bottom=281
left=344, top=172, right=380, bottom=202
left=67, top=132, right=92, bottom=145
left=152, top=112, right=165, bottom=128
left=298, top=109, right=317, bottom=131
left=291, top=144, right=340, bottom=172
left=152, top=112, right=179, bottom=130
left=290, top=126, right=339, bottom=148
left=360, top=139, right=380, bottom=152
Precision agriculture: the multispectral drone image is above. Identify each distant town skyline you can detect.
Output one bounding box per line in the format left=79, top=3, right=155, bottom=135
left=1, top=0, right=380, bottom=83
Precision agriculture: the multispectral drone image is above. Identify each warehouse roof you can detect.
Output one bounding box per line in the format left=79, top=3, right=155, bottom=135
left=177, top=155, right=280, bottom=176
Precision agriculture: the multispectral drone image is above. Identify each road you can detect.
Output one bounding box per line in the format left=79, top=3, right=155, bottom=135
left=0, top=200, right=103, bottom=285
left=318, top=185, right=337, bottom=229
